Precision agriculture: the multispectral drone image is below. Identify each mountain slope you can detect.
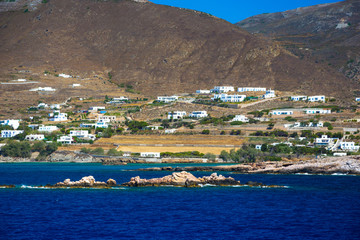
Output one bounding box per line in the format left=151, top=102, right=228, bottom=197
left=0, top=0, right=355, bottom=98
left=236, top=0, right=360, bottom=84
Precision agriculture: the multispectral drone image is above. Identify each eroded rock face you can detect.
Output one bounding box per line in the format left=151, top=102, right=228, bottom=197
left=53, top=176, right=116, bottom=188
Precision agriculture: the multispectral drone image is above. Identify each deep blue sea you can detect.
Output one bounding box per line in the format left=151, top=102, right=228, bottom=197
left=0, top=163, right=359, bottom=240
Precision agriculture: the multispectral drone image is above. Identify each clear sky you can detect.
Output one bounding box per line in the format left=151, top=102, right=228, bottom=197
left=151, top=0, right=343, bottom=23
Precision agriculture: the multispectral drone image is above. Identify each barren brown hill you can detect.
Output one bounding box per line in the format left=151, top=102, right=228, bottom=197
left=237, top=0, right=360, bottom=88
left=0, top=0, right=356, bottom=99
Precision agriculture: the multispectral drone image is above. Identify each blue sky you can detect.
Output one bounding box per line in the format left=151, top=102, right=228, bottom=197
left=151, top=0, right=343, bottom=23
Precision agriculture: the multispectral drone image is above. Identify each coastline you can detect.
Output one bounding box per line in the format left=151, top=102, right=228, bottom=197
left=1, top=151, right=359, bottom=175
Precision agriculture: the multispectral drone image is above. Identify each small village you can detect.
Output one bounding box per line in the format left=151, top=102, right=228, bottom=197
left=1, top=75, right=360, bottom=163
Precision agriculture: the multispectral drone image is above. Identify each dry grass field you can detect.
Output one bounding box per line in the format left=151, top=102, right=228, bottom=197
left=59, top=135, right=244, bottom=154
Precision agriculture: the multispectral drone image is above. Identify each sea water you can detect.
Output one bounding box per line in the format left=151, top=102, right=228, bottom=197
left=0, top=163, right=359, bottom=239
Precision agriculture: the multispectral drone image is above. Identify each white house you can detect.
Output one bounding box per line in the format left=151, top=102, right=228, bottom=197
left=1, top=130, right=24, bottom=138
left=69, top=130, right=96, bottom=140
left=165, top=129, right=177, bottom=134
left=0, top=119, right=20, bottom=130
left=140, top=152, right=160, bottom=158
left=196, top=90, right=211, bottom=94
left=29, top=87, right=56, bottom=92
left=271, top=110, right=293, bottom=115
left=50, top=104, right=61, bottom=110
left=212, top=94, right=246, bottom=102
left=59, top=73, right=72, bottom=78
left=231, top=115, right=249, bottom=122
left=315, top=135, right=338, bottom=147
left=340, top=142, right=360, bottom=152
left=38, top=125, right=59, bottom=133
left=37, top=103, right=49, bottom=108
left=356, top=97, right=360, bottom=102
left=255, top=145, right=262, bottom=150
left=49, top=111, right=68, bottom=121
left=263, top=89, right=276, bottom=99
left=333, top=152, right=347, bottom=156
left=95, top=120, right=109, bottom=128
left=168, top=111, right=186, bottom=120
left=89, top=106, right=106, bottom=112
left=80, top=123, right=96, bottom=128
left=25, top=134, right=45, bottom=141
left=98, top=115, right=116, bottom=122
left=238, top=87, right=266, bottom=92
left=57, top=136, right=73, bottom=144
left=189, top=111, right=208, bottom=118
left=111, top=96, right=128, bottom=103
left=71, top=83, right=81, bottom=87
left=305, top=109, right=331, bottom=114
left=211, top=86, right=235, bottom=93
left=308, top=95, right=325, bottom=102
left=157, top=96, right=179, bottom=103
left=291, top=96, right=308, bottom=101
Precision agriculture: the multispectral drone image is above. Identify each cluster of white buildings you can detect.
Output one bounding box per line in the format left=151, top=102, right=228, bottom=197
left=231, top=115, right=249, bottom=123
left=108, top=96, right=129, bottom=104
left=315, top=135, right=360, bottom=152
left=291, top=95, right=326, bottom=102
left=271, top=108, right=331, bottom=116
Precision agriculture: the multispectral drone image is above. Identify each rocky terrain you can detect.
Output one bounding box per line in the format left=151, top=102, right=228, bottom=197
left=0, top=0, right=355, bottom=100
left=237, top=0, right=360, bottom=87
left=135, top=156, right=360, bottom=175
left=53, top=176, right=117, bottom=188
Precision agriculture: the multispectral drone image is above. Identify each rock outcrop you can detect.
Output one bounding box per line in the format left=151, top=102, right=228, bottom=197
left=133, top=156, right=360, bottom=175
left=47, top=151, right=99, bottom=163
left=122, top=171, right=241, bottom=187
left=52, top=176, right=117, bottom=188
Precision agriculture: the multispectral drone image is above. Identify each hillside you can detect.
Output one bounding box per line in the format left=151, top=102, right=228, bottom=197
left=0, top=0, right=356, bottom=100
left=237, top=0, right=360, bottom=86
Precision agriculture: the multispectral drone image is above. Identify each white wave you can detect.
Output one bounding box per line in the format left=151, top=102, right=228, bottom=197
left=20, top=185, right=51, bottom=189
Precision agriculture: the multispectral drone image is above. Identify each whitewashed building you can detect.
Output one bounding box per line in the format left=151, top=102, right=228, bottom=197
left=271, top=110, right=293, bottom=115
left=212, top=94, right=246, bottom=102
left=57, top=136, right=73, bottom=144
left=80, top=123, right=96, bottom=128
left=111, top=96, right=128, bottom=103
left=308, top=95, right=325, bottom=102
left=189, top=111, right=208, bottom=118
left=25, top=134, right=45, bottom=141
left=50, top=104, right=61, bottom=110
left=157, top=96, right=179, bottom=103
left=38, top=125, right=59, bottom=133
left=305, top=109, right=331, bottom=114
left=211, top=86, right=235, bottom=93
left=37, top=103, right=49, bottom=108
left=168, top=111, right=187, bottom=120
left=255, top=145, right=262, bottom=150
left=89, top=106, right=106, bottom=112
left=140, top=152, right=160, bottom=158
left=165, top=129, right=177, bottom=134
left=0, top=119, right=20, bottom=130
left=1, top=130, right=24, bottom=138
left=340, top=142, right=360, bottom=152
left=49, top=111, right=68, bottom=121
left=238, top=87, right=266, bottom=92
left=59, top=73, right=72, bottom=78
left=291, top=96, right=308, bottom=101
left=69, top=130, right=96, bottom=140
left=196, top=90, right=211, bottom=94
left=315, top=135, right=338, bottom=147
left=98, top=115, right=116, bottom=122
left=263, top=89, right=276, bottom=99
left=231, top=115, right=249, bottom=122
left=356, top=97, right=360, bottom=102
left=95, top=120, right=109, bottom=128
left=29, top=87, right=56, bottom=92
